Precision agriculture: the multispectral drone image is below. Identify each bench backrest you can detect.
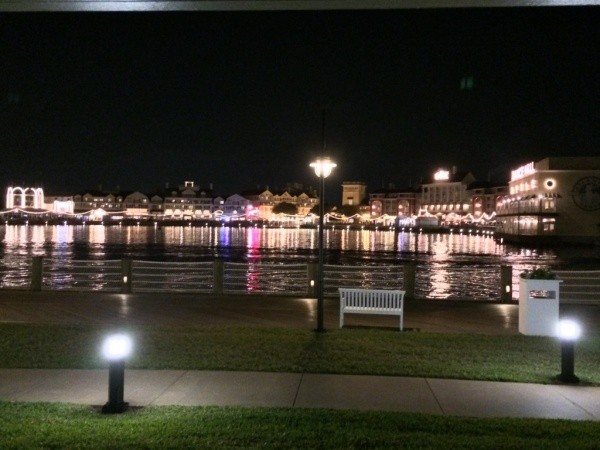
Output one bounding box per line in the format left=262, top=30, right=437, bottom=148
left=339, top=288, right=405, bottom=310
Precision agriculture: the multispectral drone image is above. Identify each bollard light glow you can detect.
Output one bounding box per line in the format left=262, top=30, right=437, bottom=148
left=556, top=320, right=581, bottom=341
left=102, top=334, right=133, bottom=360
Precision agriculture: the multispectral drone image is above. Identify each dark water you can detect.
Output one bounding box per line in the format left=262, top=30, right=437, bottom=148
left=2, top=223, right=600, bottom=266
left=1, top=224, right=599, bottom=298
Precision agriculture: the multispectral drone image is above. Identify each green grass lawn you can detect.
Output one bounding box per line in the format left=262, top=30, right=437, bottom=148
left=2, top=324, right=599, bottom=448
left=1, top=324, right=599, bottom=384
left=1, top=402, right=599, bottom=450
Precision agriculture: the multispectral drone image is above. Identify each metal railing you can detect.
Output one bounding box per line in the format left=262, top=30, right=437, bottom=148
left=43, top=259, right=122, bottom=291
left=0, top=258, right=31, bottom=289
left=223, top=262, right=308, bottom=296
left=131, top=260, right=214, bottom=293
left=555, top=270, right=600, bottom=304
left=416, top=265, right=502, bottom=301
left=324, top=264, right=403, bottom=295
left=4, top=256, right=598, bottom=304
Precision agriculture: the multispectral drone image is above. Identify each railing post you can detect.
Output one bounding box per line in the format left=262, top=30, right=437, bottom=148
left=213, top=259, right=224, bottom=295
left=307, top=261, right=318, bottom=297
left=403, top=262, right=416, bottom=299
left=121, top=258, right=132, bottom=293
left=500, top=264, right=513, bottom=303
left=30, top=256, right=43, bottom=291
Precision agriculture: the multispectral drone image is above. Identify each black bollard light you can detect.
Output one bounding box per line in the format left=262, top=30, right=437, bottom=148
left=556, top=320, right=581, bottom=384
left=101, top=333, right=133, bottom=414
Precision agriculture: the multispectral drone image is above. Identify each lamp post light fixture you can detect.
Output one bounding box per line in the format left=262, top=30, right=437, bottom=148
left=101, top=333, right=133, bottom=414
left=556, top=319, right=581, bottom=384
left=310, top=157, right=337, bottom=332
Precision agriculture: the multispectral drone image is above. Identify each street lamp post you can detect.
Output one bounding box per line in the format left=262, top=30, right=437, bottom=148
left=310, top=157, right=336, bottom=332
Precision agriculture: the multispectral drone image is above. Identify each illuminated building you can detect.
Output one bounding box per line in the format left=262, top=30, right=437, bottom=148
left=369, top=185, right=418, bottom=219
left=366, top=169, right=507, bottom=226
left=341, top=181, right=367, bottom=206
left=466, top=182, right=509, bottom=223
left=44, top=195, right=75, bottom=215
left=419, top=168, right=475, bottom=217
left=496, top=157, right=600, bottom=244
left=162, top=181, right=214, bottom=219
left=5, top=186, right=44, bottom=209
left=241, top=186, right=318, bottom=220
left=73, top=191, right=125, bottom=214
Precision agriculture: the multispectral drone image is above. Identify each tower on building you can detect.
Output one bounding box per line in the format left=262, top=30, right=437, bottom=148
left=341, top=181, right=367, bottom=206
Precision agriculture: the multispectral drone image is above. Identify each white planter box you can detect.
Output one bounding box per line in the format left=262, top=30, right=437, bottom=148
left=518, top=278, right=562, bottom=336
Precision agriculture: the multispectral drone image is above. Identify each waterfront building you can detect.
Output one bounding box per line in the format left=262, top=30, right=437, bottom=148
left=73, top=190, right=125, bottom=214
left=122, top=192, right=150, bottom=218
left=72, top=190, right=151, bottom=220
left=5, top=186, right=44, bottom=209
left=368, top=185, right=418, bottom=220
left=495, top=157, right=600, bottom=244
left=44, top=195, right=75, bottom=215
left=465, top=182, right=509, bottom=224
left=240, top=186, right=318, bottom=220
left=239, top=188, right=271, bottom=219
left=366, top=169, right=507, bottom=226
left=223, top=194, right=250, bottom=219
left=419, top=168, right=475, bottom=218
left=162, top=181, right=214, bottom=219
left=148, top=194, right=165, bottom=218
left=342, top=181, right=367, bottom=206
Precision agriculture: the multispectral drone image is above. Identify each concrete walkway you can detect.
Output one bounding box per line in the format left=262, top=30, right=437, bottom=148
left=2, top=289, right=600, bottom=334
left=1, top=368, right=599, bottom=420
left=1, top=290, right=600, bottom=420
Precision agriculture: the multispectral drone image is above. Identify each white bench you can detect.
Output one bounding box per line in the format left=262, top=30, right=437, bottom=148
left=339, top=288, right=405, bottom=331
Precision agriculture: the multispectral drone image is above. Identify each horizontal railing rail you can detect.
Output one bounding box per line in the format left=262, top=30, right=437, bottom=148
left=416, top=265, right=502, bottom=301
left=132, top=260, right=214, bottom=293
left=43, top=259, right=121, bottom=291
left=554, top=270, right=600, bottom=305
left=223, top=262, right=308, bottom=296
left=324, top=264, right=403, bottom=295
left=0, top=257, right=31, bottom=289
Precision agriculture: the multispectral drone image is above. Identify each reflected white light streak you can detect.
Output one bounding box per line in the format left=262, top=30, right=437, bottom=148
left=492, top=304, right=518, bottom=329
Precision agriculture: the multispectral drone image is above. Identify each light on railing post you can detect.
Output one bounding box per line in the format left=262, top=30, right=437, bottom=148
left=121, top=258, right=132, bottom=294
left=556, top=319, right=581, bottom=384
left=101, top=333, right=133, bottom=414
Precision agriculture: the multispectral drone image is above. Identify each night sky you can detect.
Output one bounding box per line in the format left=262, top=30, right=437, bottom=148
left=1, top=6, right=598, bottom=201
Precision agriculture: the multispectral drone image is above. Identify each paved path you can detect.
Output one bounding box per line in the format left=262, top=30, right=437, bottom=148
left=2, top=289, right=599, bottom=334
left=1, top=290, right=600, bottom=420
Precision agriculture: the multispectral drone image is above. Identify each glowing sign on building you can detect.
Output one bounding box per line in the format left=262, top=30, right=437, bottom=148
left=511, top=162, right=536, bottom=181
left=433, top=169, right=450, bottom=181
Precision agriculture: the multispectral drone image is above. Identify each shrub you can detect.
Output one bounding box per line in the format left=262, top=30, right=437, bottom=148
left=520, top=266, right=556, bottom=280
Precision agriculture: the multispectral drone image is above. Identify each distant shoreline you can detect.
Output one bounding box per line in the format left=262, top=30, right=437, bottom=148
left=0, top=217, right=495, bottom=233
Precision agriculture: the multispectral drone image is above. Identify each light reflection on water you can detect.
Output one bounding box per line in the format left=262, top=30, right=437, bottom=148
left=1, top=225, right=599, bottom=297
left=2, top=224, right=599, bottom=265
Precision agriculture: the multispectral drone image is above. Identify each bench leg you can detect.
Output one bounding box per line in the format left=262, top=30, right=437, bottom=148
left=399, top=313, right=403, bottom=332
left=340, top=310, right=344, bottom=329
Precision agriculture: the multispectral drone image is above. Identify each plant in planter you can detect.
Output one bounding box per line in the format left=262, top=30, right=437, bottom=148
left=518, top=266, right=561, bottom=336
left=520, top=266, right=556, bottom=280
